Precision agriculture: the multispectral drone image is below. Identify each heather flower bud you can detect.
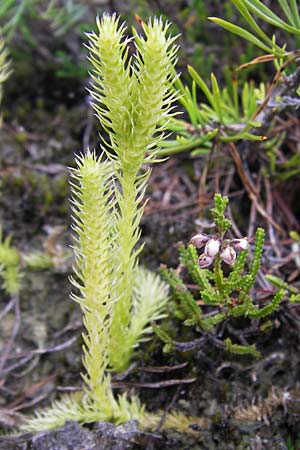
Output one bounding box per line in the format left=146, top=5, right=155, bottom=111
left=232, top=237, right=249, bottom=251
left=198, top=253, right=214, bottom=268
left=205, top=238, right=221, bottom=257
left=221, top=246, right=236, bottom=265
left=189, top=233, right=209, bottom=248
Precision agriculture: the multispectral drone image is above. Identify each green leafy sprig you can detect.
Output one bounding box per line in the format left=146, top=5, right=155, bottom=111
left=160, top=65, right=266, bottom=157
left=158, top=194, right=285, bottom=358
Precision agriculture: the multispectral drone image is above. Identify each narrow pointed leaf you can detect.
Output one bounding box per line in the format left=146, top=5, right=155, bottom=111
left=188, top=65, right=215, bottom=107
left=209, top=17, right=276, bottom=54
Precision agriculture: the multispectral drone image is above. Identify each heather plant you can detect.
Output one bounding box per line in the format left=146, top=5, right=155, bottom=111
left=156, top=194, right=285, bottom=358
left=22, top=13, right=177, bottom=431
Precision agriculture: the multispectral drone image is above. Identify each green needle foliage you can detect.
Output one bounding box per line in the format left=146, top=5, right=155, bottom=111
left=158, top=194, right=285, bottom=358
left=160, top=0, right=300, bottom=159
left=23, top=13, right=176, bottom=431
left=160, top=69, right=266, bottom=157
left=210, top=0, right=300, bottom=58
left=0, top=0, right=86, bottom=41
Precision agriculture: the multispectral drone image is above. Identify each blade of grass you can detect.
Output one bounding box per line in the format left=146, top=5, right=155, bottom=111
left=278, top=0, right=295, bottom=26
left=243, top=0, right=300, bottom=34
left=220, top=131, right=266, bottom=142
left=242, top=82, right=250, bottom=117
left=209, top=18, right=278, bottom=55
left=210, top=73, right=223, bottom=123
left=159, top=131, right=217, bottom=156
left=0, top=0, right=16, bottom=17
left=232, top=0, right=276, bottom=47
left=289, top=0, right=300, bottom=28
left=188, top=65, right=215, bottom=108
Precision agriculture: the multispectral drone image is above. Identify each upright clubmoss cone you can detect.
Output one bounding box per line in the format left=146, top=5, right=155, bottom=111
left=87, top=14, right=178, bottom=372
left=130, top=18, right=178, bottom=169
left=87, top=14, right=132, bottom=166
left=70, top=152, right=114, bottom=413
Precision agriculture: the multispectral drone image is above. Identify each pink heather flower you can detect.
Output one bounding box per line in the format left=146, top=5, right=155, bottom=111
left=205, top=238, right=221, bottom=258
left=198, top=253, right=214, bottom=268
left=232, top=237, right=249, bottom=251
left=220, top=246, right=236, bottom=265
left=189, top=233, right=209, bottom=249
